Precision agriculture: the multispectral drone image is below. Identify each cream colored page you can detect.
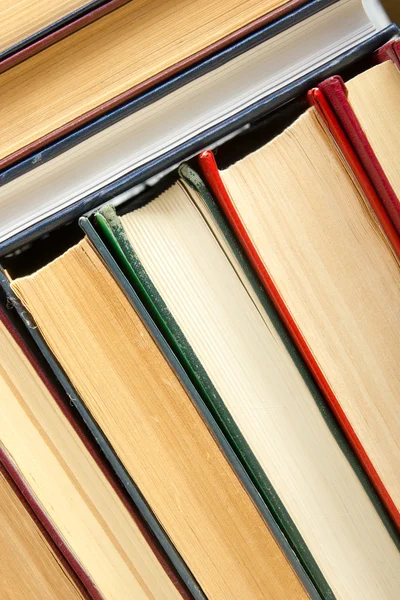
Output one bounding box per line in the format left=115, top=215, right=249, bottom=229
left=121, top=184, right=400, bottom=600
left=0, top=0, right=87, bottom=52
left=346, top=61, right=400, bottom=198
left=222, top=108, right=400, bottom=514
left=0, top=321, right=182, bottom=600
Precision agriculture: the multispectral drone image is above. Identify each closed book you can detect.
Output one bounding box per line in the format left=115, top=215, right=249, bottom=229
left=0, top=0, right=121, bottom=63
left=0, top=456, right=89, bottom=600
left=0, top=0, right=313, bottom=170
left=2, top=235, right=319, bottom=600
left=307, top=84, right=400, bottom=260
left=315, top=45, right=400, bottom=236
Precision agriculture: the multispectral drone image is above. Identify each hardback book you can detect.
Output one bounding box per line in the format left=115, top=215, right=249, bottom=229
left=0, top=461, right=87, bottom=600
left=308, top=65, right=400, bottom=261
left=0, top=0, right=314, bottom=168
left=315, top=46, right=400, bottom=236
left=78, top=161, right=400, bottom=600
left=0, top=304, right=193, bottom=600
left=198, top=89, right=400, bottom=529
left=0, top=1, right=397, bottom=258
left=3, top=239, right=318, bottom=600
left=0, top=0, right=116, bottom=60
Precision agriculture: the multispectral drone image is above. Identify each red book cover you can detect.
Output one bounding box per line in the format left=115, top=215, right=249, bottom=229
left=198, top=148, right=400, bottom=531
left=317, top=44, right=400, bottom=237
left=307, top=86, right=400, bottom=260
left=0, top=305, right=190, bottom=599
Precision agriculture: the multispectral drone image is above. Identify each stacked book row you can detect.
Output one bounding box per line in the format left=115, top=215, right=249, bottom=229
left=0, top=1, right=399, bottom=599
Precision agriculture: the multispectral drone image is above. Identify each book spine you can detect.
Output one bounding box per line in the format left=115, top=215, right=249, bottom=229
left=198, top=149, right=400, bottom=532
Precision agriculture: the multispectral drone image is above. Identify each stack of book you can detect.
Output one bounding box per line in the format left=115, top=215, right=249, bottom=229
left=0, top=1, right=399, bottom=599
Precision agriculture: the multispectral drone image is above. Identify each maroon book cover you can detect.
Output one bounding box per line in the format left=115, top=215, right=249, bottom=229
left=0, top=448, right=100, bottom=600
left=375, top=39, right=400, bottom=68
left=0, top=304, right=191, bottom=599
left=317, top=43, right=400, bottom=237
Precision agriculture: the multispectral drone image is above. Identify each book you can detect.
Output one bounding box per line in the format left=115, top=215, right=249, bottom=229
left=307, top=71, right=400, bottom=261
left=1, top=3, right=399, bottom=598
left=317, top=53, right=400, bottom=235
left=199, top=101, right=400, bottom=530
left=0, top=305, right=191, bottom=600
left=0, top=20, right=396, bottom=258
left=0, top=462, right=86, bottom=600
left=86, top=163, right=400, bottom=600
left=0, top=0, right=112, bottom=59
left=5, top=238, right=317, bottom=600
left=0, top=0, right=314, bottom=169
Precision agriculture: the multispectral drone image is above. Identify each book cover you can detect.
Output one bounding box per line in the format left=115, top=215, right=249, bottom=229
left=0, top=0, right=127, bottom=66
left=316, top=43, right=400, bottom=236
left=0, top=0, right=313, bottom=171
left=3, top=237, right=319, bottom=598
left=0, top=446, right=100, bottom=600
left=376, top=38, right=400, bottom=67
left=0, top=453, right=93, bottom=600
left=307, top=86, right=400, bottom=259
left=77, top=214, right=321, bottom=599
